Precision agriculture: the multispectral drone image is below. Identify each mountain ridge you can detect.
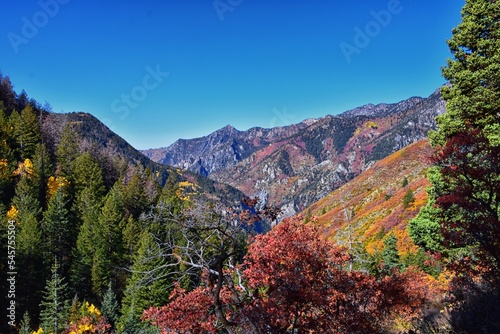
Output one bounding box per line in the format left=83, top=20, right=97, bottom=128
left=143, top=88, right=445, bottom=217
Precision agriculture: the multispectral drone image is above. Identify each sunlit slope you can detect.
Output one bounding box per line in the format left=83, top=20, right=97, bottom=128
left=305, top=139, right=433, bottom=254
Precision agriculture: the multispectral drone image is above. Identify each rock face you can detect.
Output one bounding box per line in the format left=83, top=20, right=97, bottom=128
left=142, top=88, right=445, bottom=217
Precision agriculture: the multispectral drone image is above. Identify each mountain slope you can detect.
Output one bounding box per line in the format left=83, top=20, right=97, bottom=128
left=144, top=89, right=444, bottom=216
left=305, top=139, right=433, bottom=254
left=41, top=111, right=244, bottom=206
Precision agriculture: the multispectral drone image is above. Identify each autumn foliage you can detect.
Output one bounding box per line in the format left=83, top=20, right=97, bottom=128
left=144, top=216, right=434, bottom=333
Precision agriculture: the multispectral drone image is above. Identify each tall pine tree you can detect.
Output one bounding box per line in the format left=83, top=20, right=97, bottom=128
left=121, top=231, right=172, bottom=323
left=92, top=183, right=127, bottom=296
left=39, top=260, right=70, bottom=334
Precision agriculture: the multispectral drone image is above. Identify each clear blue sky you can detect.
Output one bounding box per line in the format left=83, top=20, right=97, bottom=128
left=1, top=0, right=464, bottom=149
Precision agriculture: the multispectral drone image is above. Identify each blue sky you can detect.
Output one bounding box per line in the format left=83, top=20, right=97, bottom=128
left=1, top=0, right=464, bottom=149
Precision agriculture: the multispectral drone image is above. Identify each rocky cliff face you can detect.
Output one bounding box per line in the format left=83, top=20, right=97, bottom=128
left=143, top=88, right=445, bottom=217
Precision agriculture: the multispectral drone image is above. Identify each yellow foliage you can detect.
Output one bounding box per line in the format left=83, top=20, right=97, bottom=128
left=14, top=158, right=35, bottom=177
left=178, top=181, right=199, bottom=189
left=364, top=121, right=378, bottom=129
left=365, top=238, right=384, bottom=255
left=32, top=328, right=44, bottom=334
left=85, top=301, right=102, bottom=317
left=176, top=180, right=200, bottom=201
left=46, top=176, right=70, bottom=200
left=7, top=205, right=18, bottom=221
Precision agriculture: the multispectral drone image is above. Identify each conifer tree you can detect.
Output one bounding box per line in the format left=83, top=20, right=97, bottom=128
left=92, top=183, right=127, bottom=296
left=123, top=167, right=150, bottom=218
left=71, top=152, right=107, bottom=296
left=14, top=174, right=45, bottom=318
left=382, top=232, right=400, bottom=272
left=31, top=143, right=53, bottom=209
left=432, top=0, right=500, bottom=146
left=56, top=124, right=79, bottom=178
left=121, top=231, right=172, bottom=326
left=402, top=188, right=415, bottom=209
left=72, top=152, right=106, bottom=197
left=424, top=0, right=500, bottom=274
left=42, top=187, right=74, bottom=272
left=19, top=312, right=32, bottom=334
left=39, top=260, right=70, bottom=334
left=16, top=104, right=41, bottom=159
left=101, top=281, right=120, bottom=330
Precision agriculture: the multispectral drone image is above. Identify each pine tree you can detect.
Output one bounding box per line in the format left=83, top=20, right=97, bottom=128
left=402, top=188, right=415, bottom=209
left=92, top=183, right=127, bottom=296
left=31, top=143, right=53, bottom=209
left=382, top=232, right=400, bottom=272
left=432, top=0, right=500, bottom=146
left=101, top=281, right=120, bottom=329
left=122, top=215, right=141, bottom=263
left=56, top=124, right=79, bottom=178
left=123, top=167, right=150, bottom=218
left=71, top=152, right=106, bottom=296
left=72, top=152, right=106, bottom=197
left=120, top=231, right=172, bottom=325
left=19, top=312, right=32, bottom=334
left=14, top=173, right=45, bottom=317
left=42, top=187, right=74, bottom=273
left=16, top=104, right=41, bottom=159
left=39, top=260, right=70, bottom=334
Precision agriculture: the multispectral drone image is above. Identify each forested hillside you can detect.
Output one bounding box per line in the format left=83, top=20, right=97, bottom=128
left=0, top=74, right=250, bottom=333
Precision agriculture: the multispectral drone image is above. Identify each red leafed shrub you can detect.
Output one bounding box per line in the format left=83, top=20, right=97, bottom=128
left=144, top=216, right=433, bottom=333
left=143, top=283, right=217, bottom=334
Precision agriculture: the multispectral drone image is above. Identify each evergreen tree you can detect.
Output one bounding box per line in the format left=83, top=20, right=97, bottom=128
left=432, top=0, right=500, bottom=146
left=56, top=124, right=79, bottom=178
left=121, top=231, right=172, bottom=325
left=72, top=152, right=106, bottom=196
left=92, top=183, right=127, bottom=296
left=14, top=173, right=45, bottom=317
left=401, top=177, right=409, bottom=188
left=402, top=188, right=415, bottom=209
left=8, top=109, right=22, bottom=159
left=31, top=143, right=53, bottom=209
left=158, top=172, right=184, bottom=215
left=408, top=178, right=444, bottom=254
left=382, top=232, right=400, bottom=272
left=71, top=152, right=106, bottom=296
left=42, top=187, right=74, bottom=273
left=101, top=281, right=120, bottom=330
left=19, top=312, right=32, bottom=334
left=39, top=260, right=70, bottom=334
left=16, top=104, right=41, bottom=159
left=409, top=3, right=500, bottom=330
left=123, top=167, right=150, bottom=218
left=122, top=215, right=142, bottom=263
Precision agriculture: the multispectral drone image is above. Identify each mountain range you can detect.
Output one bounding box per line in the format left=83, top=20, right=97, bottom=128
left=142, top=88, right=445, bottom=217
